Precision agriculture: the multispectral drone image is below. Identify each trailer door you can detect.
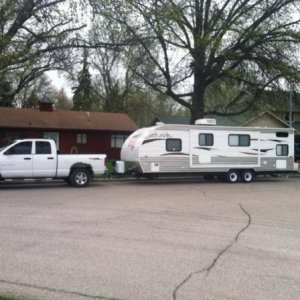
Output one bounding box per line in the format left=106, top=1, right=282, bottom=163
left=190, top=130, right=213, bottom=167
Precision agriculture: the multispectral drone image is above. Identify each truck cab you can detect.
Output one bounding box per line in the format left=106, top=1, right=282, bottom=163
left=0, top=139, right=57, bottom=178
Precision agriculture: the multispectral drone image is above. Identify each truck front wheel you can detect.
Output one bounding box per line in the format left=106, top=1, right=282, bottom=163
left=70, top=169, right=90, bottom=187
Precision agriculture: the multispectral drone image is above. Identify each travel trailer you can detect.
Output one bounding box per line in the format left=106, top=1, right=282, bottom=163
left=120, top=119, right=296, bottom=183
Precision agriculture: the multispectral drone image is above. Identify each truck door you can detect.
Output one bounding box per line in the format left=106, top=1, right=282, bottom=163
left=1, top=141, right=33, bottom=178
left=32, top=141, right=56, bottom=177
left=190, top=130, right=213, bottom=167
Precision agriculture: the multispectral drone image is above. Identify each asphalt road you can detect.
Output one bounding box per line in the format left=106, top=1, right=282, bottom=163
left=0, top=177, right=300, bottom=300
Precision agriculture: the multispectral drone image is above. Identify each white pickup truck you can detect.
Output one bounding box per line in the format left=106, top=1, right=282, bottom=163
left=0, top=139, right=106, bottom=187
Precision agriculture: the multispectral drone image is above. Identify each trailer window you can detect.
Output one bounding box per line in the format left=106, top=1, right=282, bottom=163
left=276, top=144, right=289, bottom=156
left=276, top=132, right=289, bottom=138
left=166, top=139, right=182, bottom=152
left=199, top=134, right=214, bottom=146
left=229, top=135, right=250, bottom=147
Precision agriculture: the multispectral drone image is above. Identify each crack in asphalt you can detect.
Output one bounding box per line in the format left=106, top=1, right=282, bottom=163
left=0, top=279, right=123, bottom=300
left=172, top=203, right=251, bottom=300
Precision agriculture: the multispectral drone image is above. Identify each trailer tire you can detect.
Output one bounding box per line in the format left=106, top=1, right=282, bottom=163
left=70, top=168, right=90, bottom=187
left=226, top=170, right=239, bottom=183
left=241, top=170, right=255, bottom=183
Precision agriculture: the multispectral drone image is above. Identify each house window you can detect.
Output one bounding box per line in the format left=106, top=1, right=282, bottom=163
left=199, top=134, right=214, bottom=146
left=276, top=144, right=289, bottom=156
left=229, top=134, right=250, bottom=147
left=111, top=134, right=128, bottom=148
left=76, top=133, right=87, bottom=144
left=36, top=141, right=51, bottom=154
left=166, top=139, right=182, bottom=152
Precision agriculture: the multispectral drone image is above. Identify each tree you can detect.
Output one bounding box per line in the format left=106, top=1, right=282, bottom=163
left=89, top=19, right=144, bottom=112
left=0, top=0, right=120, bottom=106
left=0, top=76, right=13, bottom=107
left=73, top=49, right=94, bottom=111
left=55, top=88, right=72, bottom=110
left=90, top=0, right=300, bottom=122
left=14, top=75, right=57, bottom=108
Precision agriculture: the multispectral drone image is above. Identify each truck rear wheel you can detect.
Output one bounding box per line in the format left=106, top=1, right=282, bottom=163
left=70, top=168, right=90, bottom=187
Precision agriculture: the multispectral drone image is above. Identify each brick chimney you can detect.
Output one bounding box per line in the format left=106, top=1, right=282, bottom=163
left=39, top=101, right=53, bottom=112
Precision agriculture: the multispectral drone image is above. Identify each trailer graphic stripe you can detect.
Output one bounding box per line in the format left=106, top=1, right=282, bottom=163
left=161, top=153, right=189, bottom=156
left=193, top=147, right=215, bottom=151
left=142, top=138, right=165, bottom=145
left=253, top=148, right=274, bottom=153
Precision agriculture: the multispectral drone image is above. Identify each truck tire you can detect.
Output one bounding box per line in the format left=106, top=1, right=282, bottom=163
left=226, top=170, right=239, bottom=183
left=241, top=170, right=255, bottom=183
left=70, top=168, right=90, bottom=187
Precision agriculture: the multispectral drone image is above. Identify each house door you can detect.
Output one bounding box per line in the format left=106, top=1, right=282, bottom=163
left=43, top=132, right=59, bottom=150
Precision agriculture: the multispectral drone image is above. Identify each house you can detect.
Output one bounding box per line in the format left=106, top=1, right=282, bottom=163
left=0, top=103, right=138, bottom=160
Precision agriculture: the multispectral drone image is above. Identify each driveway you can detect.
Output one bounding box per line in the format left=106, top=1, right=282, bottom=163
left=0, top=177, right=300, bottom=299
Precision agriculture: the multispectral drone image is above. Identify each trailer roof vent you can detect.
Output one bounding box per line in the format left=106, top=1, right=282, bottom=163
left=195, top=119, right=216, bottom=126
left=155, top=122, right=164, bottom=125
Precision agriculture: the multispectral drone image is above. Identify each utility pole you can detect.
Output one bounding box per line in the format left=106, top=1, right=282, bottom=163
left=289, top=82, right=293, bottom=128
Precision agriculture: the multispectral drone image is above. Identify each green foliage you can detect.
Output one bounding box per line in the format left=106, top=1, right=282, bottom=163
left=0, top=0, right=86, bottom=106
left=0, top=296, right=15, bottom=300
left=0, top=76, right=13, bottom=107
left=89, top=0, right=300, bottom=122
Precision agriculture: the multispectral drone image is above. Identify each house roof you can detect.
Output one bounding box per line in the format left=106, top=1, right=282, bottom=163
left=0, top=107, right=138, bottom=132
left=150, top=115, right=190, bottom=125
left=241, top=111, right=290, bottom=127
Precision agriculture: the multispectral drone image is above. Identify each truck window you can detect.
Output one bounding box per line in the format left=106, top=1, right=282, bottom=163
left=199, top=134, right=213, bottom=146
left=36, top=141, right=51, bottom=154
left=166, top=139, right=182, bottom=152
left=4, top=142, right=32, bottom=155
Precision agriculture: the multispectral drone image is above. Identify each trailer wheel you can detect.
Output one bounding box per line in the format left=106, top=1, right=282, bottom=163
left=70, top=168, right=90, bottom=187
left=241, top=170, right=255, bottom=183
left=226, top=170, right=239, bottom=183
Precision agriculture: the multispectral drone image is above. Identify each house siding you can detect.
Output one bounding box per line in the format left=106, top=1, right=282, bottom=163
left=0, top=128, right=127, bottom=160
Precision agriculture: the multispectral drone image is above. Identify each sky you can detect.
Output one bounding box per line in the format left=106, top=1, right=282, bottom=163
left=47, top=70, right=73, bottom=97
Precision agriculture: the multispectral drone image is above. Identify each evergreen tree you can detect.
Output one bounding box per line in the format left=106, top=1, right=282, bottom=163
left=0, top=76, right=13, bottom=107
left=73, top=50, right=93, bottom=111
